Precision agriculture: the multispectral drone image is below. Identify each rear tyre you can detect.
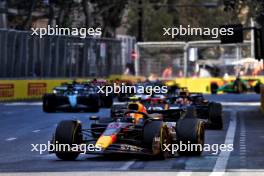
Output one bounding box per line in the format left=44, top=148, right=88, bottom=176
left=43, top=94, right=55, bottom=113
left=54, top=120, right=82, bottom=160
left=210, top=82, right=218, bottom=94
left=90, top=106, right=99, bottom=113
left=101, top=95, right=113, bottom=108
left=254, top=82, right=261, bottom=94
left=89, top=97, right=100, bottom=112
left=176, top=118, right=205, bottom=156
left=208, top=103, right=223, bottom=130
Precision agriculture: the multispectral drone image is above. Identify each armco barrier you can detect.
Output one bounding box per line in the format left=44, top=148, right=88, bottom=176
left=174, top=76, right=264, bottom=94
left=174, top=77, right=221, bottom=93
left=1, top=76, right=264, bottom=101
left=0, top=79, right=73, bottom=101
left=0, top=78, right=126, bottom=101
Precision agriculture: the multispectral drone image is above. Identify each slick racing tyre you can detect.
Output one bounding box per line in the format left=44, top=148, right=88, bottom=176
left=90, top=105, right=100, bottom=113
left=208, top=103, right=223, bottom=130
left=210, top=82, right=218, bottom=94
left=143, top=121, right=172, bottom=159
left=42, top=94, right=55, bottom=113
left=254, top=82, right=261, bottom=94
left=54, top=120, right=83, bottom=160
left=102, top=95, right=113, bottom=108
left=89, top=97, right=100, bottom=112
left=176, top=118, right=205, bottom=156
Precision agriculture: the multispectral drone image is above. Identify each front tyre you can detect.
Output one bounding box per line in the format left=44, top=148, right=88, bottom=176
left=143, top=121, right=172, bottom=159
left=176, top=118, right=205, bottom=156
left=54, top=120, right=83, bottom=160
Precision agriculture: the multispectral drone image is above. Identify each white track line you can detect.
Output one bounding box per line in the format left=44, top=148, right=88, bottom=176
left=118, top=160, right=136, bottom=170
left=220, top=102, right=260, bottom=106
left=5, top=137, right=17, bottom=141
left=209, top=110, right=237, bottom=176
left=2, top=111, right=14, bottom=115
left=32, top=130, right=41, bottom=133
left=0, top=172, right=243, bottom=176
left=176, top=172, right=192, bottom=176
left=4, top=102, right=42, bottom=106
left=228, top=169, right=264, bottom=172
left=239, top=116, right=247, bottom=169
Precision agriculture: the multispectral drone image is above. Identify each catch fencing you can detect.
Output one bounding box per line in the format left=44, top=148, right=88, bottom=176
left=136, top=41, right=260, bottom=78
left=0, top=29, right=122, bottom=78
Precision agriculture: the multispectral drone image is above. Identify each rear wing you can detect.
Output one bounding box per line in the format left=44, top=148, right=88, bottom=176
left=148, top=108, right=184, bottom=122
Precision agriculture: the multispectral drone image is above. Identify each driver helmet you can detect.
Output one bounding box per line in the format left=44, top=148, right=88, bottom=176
left=127, top=102, right=147, bottom=124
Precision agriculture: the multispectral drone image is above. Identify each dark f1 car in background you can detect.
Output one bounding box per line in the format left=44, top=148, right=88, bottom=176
left=43, top=83, right=101, bottom=112
left=51, top=102, right=205, bottom=160
left=163, top=88, right=223, bottom=130
left=88, top=80, right=114, bottom=108
left=112, top=89, right=223, bottom=130
left=171, top=92, right=223, bottom=130
left=116, top=80, right=168, bottom=102
left=42, top=81, right=113, bottom=112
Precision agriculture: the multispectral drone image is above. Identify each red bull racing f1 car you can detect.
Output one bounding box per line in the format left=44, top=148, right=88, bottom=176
left=51, top=101, right=205, bottom=160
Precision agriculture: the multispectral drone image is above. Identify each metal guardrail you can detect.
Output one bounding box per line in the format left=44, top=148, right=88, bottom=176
left=0, top=29, right=123, bottom=78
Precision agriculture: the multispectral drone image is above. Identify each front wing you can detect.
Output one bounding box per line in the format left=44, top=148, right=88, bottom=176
left=86, top=143, right=153, bottom=156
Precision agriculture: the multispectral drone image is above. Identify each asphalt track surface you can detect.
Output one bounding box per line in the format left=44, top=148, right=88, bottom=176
left=0, top=94, right=264, bottom=173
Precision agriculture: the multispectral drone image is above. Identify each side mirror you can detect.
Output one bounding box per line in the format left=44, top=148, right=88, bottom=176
left=90, top=116, right=99, bottom=121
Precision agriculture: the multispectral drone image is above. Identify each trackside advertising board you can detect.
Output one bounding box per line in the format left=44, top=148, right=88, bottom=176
left=1, top=76, right=264, bottom=101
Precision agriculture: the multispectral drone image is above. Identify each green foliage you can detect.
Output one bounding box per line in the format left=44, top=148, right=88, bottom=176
left=127, top=0, right=174, bottom=41
left=145, top=8, right=173, bottom=41
left=6, top=0, right=264, bottom=39
left=126, top=0, right=263, bottom=41
left=7, top=0, right=128, bottom=37
left=95, top=0, right=128, bottom=37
